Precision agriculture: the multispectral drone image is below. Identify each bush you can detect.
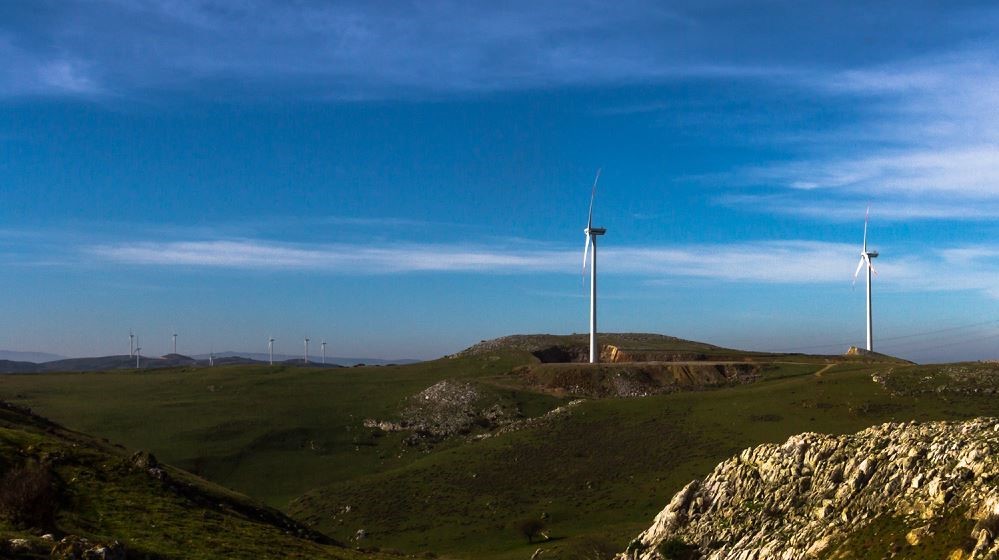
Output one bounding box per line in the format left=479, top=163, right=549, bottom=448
left=0, top=461, right=58, bottom=529
left=518, top=518, right=546, bottom=543
left=657, top=537, right=697, bottom=560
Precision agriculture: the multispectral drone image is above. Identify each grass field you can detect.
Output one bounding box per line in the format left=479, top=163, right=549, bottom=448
left=0, top=402, right=389, bottom=560
left=1, top=336, right=994, bottom=559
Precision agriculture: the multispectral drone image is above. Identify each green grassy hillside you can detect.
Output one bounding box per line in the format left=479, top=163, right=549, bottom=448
left=0, top=400, right=387, bottom=559
left=0, top=334, right=972, bottom=559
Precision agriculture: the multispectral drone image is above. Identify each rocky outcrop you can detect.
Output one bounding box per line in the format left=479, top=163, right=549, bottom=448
left=620, top=418, right=999, bottom=560
left=366, top=380, right=518, bottom=444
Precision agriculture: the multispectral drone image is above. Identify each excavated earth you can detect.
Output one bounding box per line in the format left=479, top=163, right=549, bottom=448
left=619, top=418, right=999, bottom=560
left=510, top=362, right=761, bottom=398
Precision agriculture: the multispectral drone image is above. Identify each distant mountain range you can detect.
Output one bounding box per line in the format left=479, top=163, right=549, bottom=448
left=189, top=351, right=419, bottom=366
left=0, top=350, right=68, bottom=363
left=0, top=350, right=421, bottom=374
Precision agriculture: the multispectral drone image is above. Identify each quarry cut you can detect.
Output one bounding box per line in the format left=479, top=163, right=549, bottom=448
left=620, top=418, right=999, bottom=560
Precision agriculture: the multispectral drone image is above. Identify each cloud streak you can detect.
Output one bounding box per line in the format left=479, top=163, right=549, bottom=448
left=86, top=238, right=999, bottom=298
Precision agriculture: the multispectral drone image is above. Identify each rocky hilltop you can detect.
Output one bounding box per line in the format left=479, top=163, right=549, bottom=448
left=620, top=418, right=999, bottom=560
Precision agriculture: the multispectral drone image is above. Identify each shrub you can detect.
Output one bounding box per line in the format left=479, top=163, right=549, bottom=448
left=657, top=537, right=697, bottom=560
left=518, top=518, right=545, bottom=543
left=0, top=461, right=58, bottom=529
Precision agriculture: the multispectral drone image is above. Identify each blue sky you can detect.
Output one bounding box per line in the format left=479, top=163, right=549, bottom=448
left=2, top=1, right=999, bottom=362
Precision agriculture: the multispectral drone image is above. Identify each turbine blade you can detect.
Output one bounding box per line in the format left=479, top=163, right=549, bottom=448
left=852, top=256, right=865, bottom=285
left=863, top=206, right=869, bottom=252
left=587, top=168, right=601, bottom=229
left=582, top=235, right=592, bottom=275
left=869, top=259, right=878, bottom=277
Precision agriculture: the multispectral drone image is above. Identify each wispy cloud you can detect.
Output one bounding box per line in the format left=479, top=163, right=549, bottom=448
left=0, top=1, right=802, bottom=100
left=85, top=237, right=999, bottom=298
left=707, top=46, right=999, bottom=222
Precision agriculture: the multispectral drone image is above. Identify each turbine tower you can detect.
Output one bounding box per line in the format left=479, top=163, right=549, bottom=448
left=581, top=169, right=606, bottom=364
left=853, top=207, right=879, bottom=352
left=321, top=340, right=327, bottom=365
left=268, top=336, right=275, bottom=365
left=304, top=337, right=310, bottom=365
left=172, top=330, right=178, bottom=354
left=135, top=338, right=141, bottom=368
left=129, top=330, right=134, bottom=358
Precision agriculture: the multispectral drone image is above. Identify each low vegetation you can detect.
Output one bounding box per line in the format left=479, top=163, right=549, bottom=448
left=0, top=333, right=991, bottom=558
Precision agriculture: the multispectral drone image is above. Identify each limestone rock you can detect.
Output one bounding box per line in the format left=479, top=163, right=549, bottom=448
left=619, top=418, right=999, bottom=560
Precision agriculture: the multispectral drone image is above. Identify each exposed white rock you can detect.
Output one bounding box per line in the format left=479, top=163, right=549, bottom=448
left=619, top=418, right=999, bottom=560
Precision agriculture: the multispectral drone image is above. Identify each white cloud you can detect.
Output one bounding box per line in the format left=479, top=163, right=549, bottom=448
left=86, top=237, right=999, bottom=298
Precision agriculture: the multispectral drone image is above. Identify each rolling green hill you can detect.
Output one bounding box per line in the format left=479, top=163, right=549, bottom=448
left=0, top=334, right=980, bottom=559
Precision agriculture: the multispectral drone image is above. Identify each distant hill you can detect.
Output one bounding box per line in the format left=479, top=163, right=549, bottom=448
left=0, top=351, right=414, bottom=373
left=193, top=351, right=421, bottom=366
left=0, top=349, right=66, bottom=362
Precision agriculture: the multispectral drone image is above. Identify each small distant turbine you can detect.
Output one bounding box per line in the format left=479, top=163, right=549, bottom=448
left=129, top=330, right=134, bottom=358
left=304, top=337, right=310, bottom=365
left=135, top=339, right=141, bottom=368
left=321, top=340, right=327, bottom=365
left=853, top=207, right=880, bottom=352
left=268, top=336, right=275, bottom=365
left=581, top=169, right=607, bottom=364
left=209, top=347, right=215, bottom=367
left=172, top=330, right=178, bottom=355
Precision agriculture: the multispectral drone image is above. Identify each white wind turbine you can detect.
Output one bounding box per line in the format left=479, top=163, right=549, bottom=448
left=321, top=340, right=327, bottom=365
left=135, top=337, right=141, bottom=368
left=304, top=337, right=310, bottom=365
left=853, top=207, right=880, bottom=352
left=581, top=169, right=607, bottom=364
left=172, top=329, right=178, bottom=355
left=268, top=336, right=275, bottom=365
left=129, top=330, right=134, bottom=358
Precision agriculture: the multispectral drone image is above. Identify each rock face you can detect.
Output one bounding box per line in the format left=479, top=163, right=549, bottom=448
left=620, top=418, right=999, bottom=560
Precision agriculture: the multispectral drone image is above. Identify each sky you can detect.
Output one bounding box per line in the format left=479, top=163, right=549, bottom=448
left=2, top=0, right=999, bottom=363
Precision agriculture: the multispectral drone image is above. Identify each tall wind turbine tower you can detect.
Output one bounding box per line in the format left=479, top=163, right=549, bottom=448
left=321, top=340, right=327, bottom=365
left=268, top=336, right=275, bottom=365
left=581, top=169, right=607, bottom=364
left=135, top=338, right=141, bottom=368
left=853, top=207, right=879, bottom=352
left=172, top=330, right=178, bottom=354
left=304, top=337, right=310, bottom=365
left=129, top=330, right=134, bottom=358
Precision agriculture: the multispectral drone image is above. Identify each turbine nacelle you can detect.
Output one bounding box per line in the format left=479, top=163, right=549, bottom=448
left=584, top=227, right=606, bottom=236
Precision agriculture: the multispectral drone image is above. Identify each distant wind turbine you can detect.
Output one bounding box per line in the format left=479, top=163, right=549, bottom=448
left=853, top=207, right=880, bottom=352
left=582, top=169, right=607, bottom=364
left=268, top=336, right=275, bottom=365
left=129, top=330, right=134, bottom=358
left=209, top=347, right=214, bottom=367
left=304, top=337, right=310, bottom=365
left=135, top=338, right=141, bottom=368
left=172, top=330, right=178, bottom=355
left=321, top=340, right=327, bottom=365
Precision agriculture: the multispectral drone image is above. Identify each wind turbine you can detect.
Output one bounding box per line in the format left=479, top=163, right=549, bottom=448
left=304, top=337, right=310, bottom=365
left=135, top=338, right=141, bottom=368
left=268, top=336, right=275, bottom=365
left=129, top=330, right=134, bottom=358
left=853, top=207, right=879, bottom=352
left=581, top=169, right=606, bottom=364
left=209, top=346, right=214, bottom=367
left=321, top=340, right=327, bottom=365
left=172, top=330, right=178, bottom=354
